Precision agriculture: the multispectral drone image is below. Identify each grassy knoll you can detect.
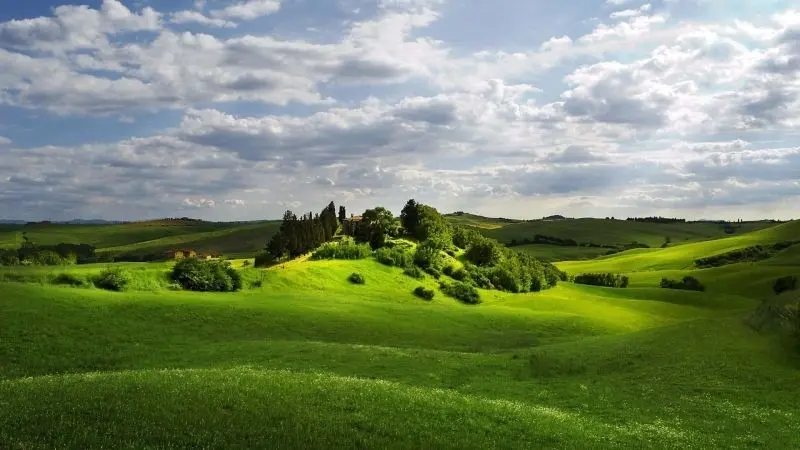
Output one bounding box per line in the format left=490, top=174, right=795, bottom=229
left=1, top=220, right=799, bottom=448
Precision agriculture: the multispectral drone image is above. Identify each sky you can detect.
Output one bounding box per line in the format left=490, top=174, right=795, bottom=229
left=0, top=0, right=799, bottom=221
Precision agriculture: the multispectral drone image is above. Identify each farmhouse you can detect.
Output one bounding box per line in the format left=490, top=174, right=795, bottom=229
left=341, top=214, right=363, bottom=236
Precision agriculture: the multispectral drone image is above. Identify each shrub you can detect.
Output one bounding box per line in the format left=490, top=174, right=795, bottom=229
left=312, top=237, right=372, bottom=260
left=375, top=247, right=413, bottom=268
left=413, top=240, right=446, bottom=273
left=170, top=258, right=242, bottom=292
left=660, top=276, right=705, bottom=292
left=440, top=281, right=481, bottom=305
left=52, top=273, right=86, bottom=287
left=414, top=286, right=435, bottom=301
left=254, top=251, right=272, bottom=268
left=403, top=266, right=425, bottom=279
left=30, top=250, right=64, bottom=266
left=241, top=260, right=252, bottom=267
left=573, top=273, right=629, bottom=288
left=425, top=266, right=442, bottom=279
left=442, top=265, right=455, bottom=277
left=464, top=237, right=503, bottom=267
left=451, top=268, right=469, bottom=282
left=93, top=267, right=131, bottom=291
left=349, top=272, right=365, bottom=284
left=463, top=263, right=493, bottom=289
left=773, top=276, right=798, bottom=295
left=0, top=249, right=20, bottom=266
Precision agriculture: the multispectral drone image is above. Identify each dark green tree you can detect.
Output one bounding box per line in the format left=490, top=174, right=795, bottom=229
left=400, top=199, right=419, bottom=237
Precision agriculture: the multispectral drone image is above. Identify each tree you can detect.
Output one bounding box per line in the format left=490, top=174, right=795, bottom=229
left=338, top=205, right=347, bottom=224
left=360, top=206, right=396, bottom=249
left=464, top=237, right=503, bottom=266
left=400, top=199, right=419, bottom=237
left=416, top=205, right=451, bottom=247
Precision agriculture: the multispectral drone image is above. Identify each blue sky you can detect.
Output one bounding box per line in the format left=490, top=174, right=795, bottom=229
left=0, top=0, right=799, bottom=221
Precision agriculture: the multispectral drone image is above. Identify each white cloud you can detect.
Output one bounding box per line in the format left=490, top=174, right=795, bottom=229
left=1, top=1, right=800, bottom=220
left=610, top=4, right=652, bottom=20
left=0, top=136, right=10, bottom=146
left=211, top=0, right=283, bottom=21
left=170, top=11, right=237, bottom=28
left=183, top=198, right=217, bottom=208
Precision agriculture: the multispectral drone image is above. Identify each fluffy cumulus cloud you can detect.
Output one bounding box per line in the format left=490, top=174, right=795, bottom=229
left=0, top=0, right=799, bottom=221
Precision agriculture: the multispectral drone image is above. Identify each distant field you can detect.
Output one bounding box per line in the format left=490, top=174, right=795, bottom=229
left=1, top=218, right=799, bottom=447
left=0, top=220, right=280, bottom=259
left=511, top=244, right=611, bottom=263
left=473, top=218, right=776, bottom=247
left=444, top=212, right=522, bottom=229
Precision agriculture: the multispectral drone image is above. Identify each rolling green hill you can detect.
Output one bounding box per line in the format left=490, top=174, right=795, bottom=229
left=457, top=217, right=776, bottom=247
left=1, top=218, right=799, bottom=447
left=0, top=219, right=280, bottom=259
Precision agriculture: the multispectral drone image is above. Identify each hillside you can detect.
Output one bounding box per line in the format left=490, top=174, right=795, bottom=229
left=0, top=219, right=280, bottom=259
left=558, top=220, right=800, bottom=298
left=1, top=217, right=799, bottom=447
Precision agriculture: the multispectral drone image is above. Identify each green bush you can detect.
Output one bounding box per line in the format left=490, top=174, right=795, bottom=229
left=451, top=268, right=468, bottom=282
left=442, top=265, right=455, bottom=277
left=773, top=276, right=798, bottom=295
left=52, top=273, right=86, bottom=287
left=440, top=281, right=481, bottom=305
left=413, top=240, right=445, bottom=272
left=254, top=251, right=272, bottom=268
left=349, top=272, right=365, bottom=284
left=0, top=249, right=20, bottom=266
left=464, top=237, right=503, bottom=267
left=573, top=273, right=629, bottom=288
left=414, top=286, right=435, bottom=301
left=170, top=258, right=242, bottom=292
left=403, top=266, right=425, bottom=279
left=375, top=247, right=413, bottom=268
left=660, top=276, right=705, bottom=292
left=93, top=267, right=131, bottom=291
left=312, top=237, right=372, bottom=260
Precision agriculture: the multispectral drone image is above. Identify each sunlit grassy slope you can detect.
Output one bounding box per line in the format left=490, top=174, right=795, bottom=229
left=1, top=220, right=799, bottom=447
left=558, top=220, right=800, bottom=298
left=0, top=220, right=280, bottom=258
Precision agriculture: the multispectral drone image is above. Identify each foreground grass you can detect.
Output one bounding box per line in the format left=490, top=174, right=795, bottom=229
left=1, top=220, right=799, bottom=448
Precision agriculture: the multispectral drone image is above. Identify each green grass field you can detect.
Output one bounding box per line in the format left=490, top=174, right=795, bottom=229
left=1, top=219, right=799, bottom=448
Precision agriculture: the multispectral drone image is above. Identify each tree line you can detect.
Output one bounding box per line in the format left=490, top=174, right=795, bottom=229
left=261, top=202, right=339, bottom=264
left=626, top=217, right=687, bottom=224
left=0, top=236, right=97, bottom=266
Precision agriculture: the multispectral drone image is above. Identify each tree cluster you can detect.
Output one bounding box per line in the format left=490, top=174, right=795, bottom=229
left=660, top=276, right=705, bottom=292
left=261, top=202, right=339, bottom=265
left=0, top=239, right=96, bottom=266
left=695, top=245, right=775, bottom=268
left=573, top=273, right=630, bottom=288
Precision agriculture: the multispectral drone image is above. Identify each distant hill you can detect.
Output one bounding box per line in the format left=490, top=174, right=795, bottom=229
left=0, top=219, right=281, bottom=259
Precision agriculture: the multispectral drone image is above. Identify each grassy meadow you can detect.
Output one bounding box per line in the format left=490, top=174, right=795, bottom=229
left=1, top=217, right=799, bottom=448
